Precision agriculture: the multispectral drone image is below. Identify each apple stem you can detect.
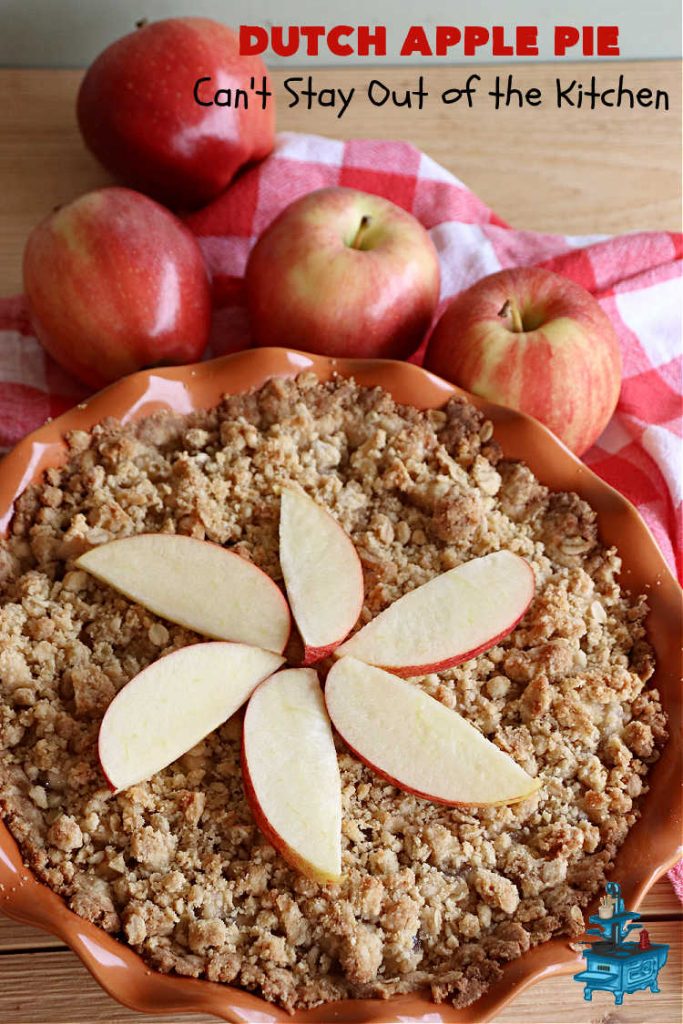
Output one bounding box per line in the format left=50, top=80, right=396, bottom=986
left=135, top=17, right=148, bottom=29
left=498, top=299, right=524, bottom=333
left=350, top=215, right=372, bottom=250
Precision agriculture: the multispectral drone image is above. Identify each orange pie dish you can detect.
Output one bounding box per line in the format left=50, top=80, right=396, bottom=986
left=0, top=348, right=681, bottom=1023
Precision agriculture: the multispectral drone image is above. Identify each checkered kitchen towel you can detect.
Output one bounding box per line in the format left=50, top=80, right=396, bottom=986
left=1, top=134, right=680, bottom=576
left=0, top=131, right=682, bottom=892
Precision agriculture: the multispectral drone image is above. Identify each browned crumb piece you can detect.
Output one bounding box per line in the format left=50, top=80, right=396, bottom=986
left=0, top=373, right=666, bottom=1012
left=47, top=813, right=83, bottom=851
left=473, top=869, right=520, bottom=915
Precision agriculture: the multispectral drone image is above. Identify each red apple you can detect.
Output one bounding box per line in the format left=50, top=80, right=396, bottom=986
left=245, top=187, right=440, bottom=359
left=424, top=267, right=622, bottom=456
left=77, top=18, right=275, bottom=209
left=23, top=187, right=211, bottom=388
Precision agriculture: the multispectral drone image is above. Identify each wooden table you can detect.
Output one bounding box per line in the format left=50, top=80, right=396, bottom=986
left=0, top=62, right=681, bottom=296
left=0, top=63, right=681, bottom=1023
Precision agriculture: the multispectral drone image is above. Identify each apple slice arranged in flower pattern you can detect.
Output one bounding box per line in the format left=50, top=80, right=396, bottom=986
left=76, top=533, right=291, bottom=654
left=279, top=487, right=364, bottom=664
left=336, top=550, right=534, bottom=676
left=242, top=668, right=342, bottom=883
left=83, top=509, right=539, bottom=880
left=99, top=642, right=284, bottom=792
left=326, top=657, right=540, bottom=806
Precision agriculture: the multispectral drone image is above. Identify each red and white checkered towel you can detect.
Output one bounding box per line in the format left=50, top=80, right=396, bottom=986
left=2, top=133, right=680, bottom=575
left=1, top=132, right=682, bottom=891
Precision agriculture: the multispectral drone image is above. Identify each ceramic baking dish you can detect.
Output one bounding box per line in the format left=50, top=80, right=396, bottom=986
left=0, top=348, right=680, bottom=1022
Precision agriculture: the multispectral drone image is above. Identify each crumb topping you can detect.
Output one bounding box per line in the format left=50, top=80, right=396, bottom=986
left=0, top=374, right=666, bottom=1011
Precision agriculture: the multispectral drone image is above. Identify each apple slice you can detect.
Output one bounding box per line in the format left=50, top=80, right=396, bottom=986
left=279, top=487, right=364, bottom=664
left=99, top=642, right=284, bottom=792
left=76, top=534, right=290, bottom=654
left=335, top=550, right=534, bottom=676
left=326, top=657, right=541, bottom=806
left=242, top=668, right=342, bottom=883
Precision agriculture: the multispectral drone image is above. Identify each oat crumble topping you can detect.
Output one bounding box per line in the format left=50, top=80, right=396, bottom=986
left=0, top=374, right=667, bottom=1011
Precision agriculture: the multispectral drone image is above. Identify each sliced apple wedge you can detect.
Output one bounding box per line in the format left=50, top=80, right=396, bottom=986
left=99, top=642, right=284, bottom=792
left=76, top=534, right=290, bottom=653
left=242, top=667, right=342, bottom=883
left=326, top=657, right=541, bottom=806
left=335, top=550, right=534, bottom=676
left=279, top=487, right=364, bottom=665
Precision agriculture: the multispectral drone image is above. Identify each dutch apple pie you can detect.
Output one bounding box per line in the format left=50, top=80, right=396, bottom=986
left=0, top=373, right=667, bottom=1011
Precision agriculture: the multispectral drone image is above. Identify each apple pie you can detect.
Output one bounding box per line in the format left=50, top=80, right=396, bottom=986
left=0, top=373, right=667, bottom=1011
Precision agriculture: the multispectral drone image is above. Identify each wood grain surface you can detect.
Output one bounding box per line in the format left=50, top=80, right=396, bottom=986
left=0, top=62, right=681, bottom=296
left=0, top=61, right=681, bottom=1024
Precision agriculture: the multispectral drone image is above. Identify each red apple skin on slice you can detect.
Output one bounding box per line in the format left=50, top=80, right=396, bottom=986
left=279, top=488, right=364, bottom=666
left=242, top=668, right=342, bottom=883
left=335, top=550, right=534, bottom=676
left=326, top=657, right=541, bottom=807
left=76, top=533, right=290, bottom=654
left=98, top=642, right=284, bottom=793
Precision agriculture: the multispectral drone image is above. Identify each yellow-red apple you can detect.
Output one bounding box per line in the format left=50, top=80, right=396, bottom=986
left=23, top=187, right=211, bottom=388
left=424, top=267, right=622, bottom=455
left=245, top=187, right=440, bottom=359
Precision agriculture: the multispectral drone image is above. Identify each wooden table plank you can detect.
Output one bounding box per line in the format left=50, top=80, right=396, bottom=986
left=0, top=917, right=65, bottom=951
left=496, top=929, right=681, bottom=1024
left=0, top=62, right=681, bottom=296
left=0, top=930, right=679, bottom=1024
left=615, top=876, right=682, bottom=919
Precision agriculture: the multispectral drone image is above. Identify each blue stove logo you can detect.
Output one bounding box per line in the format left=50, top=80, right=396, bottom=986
left=573, top=881, right=669, bottom=1006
